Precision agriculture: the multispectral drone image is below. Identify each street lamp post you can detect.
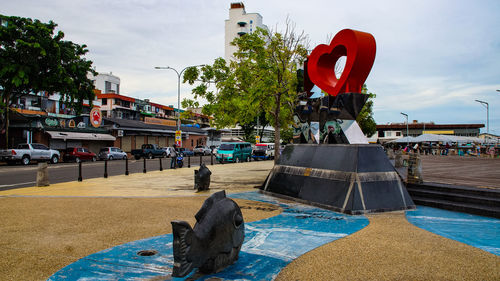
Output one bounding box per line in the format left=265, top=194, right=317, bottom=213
left=401, top=112, right=409, bottom=147
left=475, top=99, right=489, bottom=134
left=155, top=65, right=205, bottom=135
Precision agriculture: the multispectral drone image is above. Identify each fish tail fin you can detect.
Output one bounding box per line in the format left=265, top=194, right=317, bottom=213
left=171, top=220, right=195, bottom=277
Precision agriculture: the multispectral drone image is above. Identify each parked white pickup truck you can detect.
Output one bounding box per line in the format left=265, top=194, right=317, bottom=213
left=0, top=143, right=60, bottom=165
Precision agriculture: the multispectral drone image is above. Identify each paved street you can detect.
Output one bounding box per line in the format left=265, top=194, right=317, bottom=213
left=0, top=154, right=223, bottom=191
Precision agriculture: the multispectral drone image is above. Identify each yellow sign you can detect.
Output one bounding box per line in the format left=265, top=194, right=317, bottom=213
left=255, top=135, right=261, bottom=143
left=175, top=130, right=182, bottom=146
left=144, top=117, right=176, bottom=126
left=423, top=130, right=454, bottom=135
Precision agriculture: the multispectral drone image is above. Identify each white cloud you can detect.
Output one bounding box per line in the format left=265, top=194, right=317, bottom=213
left=2, top=0, right=500, bottom=133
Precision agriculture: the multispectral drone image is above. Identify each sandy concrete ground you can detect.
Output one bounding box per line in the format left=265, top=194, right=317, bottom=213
left=277, top=212, right=500, bottom=281
left=1, top=160, right=499, bottom=280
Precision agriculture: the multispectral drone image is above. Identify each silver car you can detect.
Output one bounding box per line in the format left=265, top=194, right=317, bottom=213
left=98, top=147, right=128, bottom=160
left=193, top=145, right=212, bottom=156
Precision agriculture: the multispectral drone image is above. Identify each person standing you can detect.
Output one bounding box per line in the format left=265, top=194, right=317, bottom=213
left=170, top=145, right=177, bottom=169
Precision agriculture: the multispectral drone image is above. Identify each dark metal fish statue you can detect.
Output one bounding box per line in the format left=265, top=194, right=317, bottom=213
left=171, top=190, right=245, bottom=277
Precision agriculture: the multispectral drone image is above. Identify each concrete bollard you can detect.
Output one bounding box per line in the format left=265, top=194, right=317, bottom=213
left=194, top=163, right=212, bottom=192
left=407, top=153, right=423, bottom=184
left=37, top=162, right=50, bottom=186
left=387, top=149, right=395, bottom=160
left=394, top=150, right=403, bottom=168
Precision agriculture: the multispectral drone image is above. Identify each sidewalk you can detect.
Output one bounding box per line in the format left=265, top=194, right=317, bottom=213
left=0, top=161, right=274, bottom=197
left=0, top=160, right=498, bottom=281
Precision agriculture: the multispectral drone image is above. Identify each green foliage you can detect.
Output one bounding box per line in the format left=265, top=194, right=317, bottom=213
left=356, top=84, right=377, bottom=137
left=0, top=15, right=96, bottom=147
left=183, top=19, right=308, bottom=161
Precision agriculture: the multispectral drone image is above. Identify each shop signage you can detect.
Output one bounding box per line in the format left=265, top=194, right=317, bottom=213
left=68, top=120, right=76, bottom=128
left=44, top=118, right=58, bottom=127
left=90, top=107, right=102, bottom=128
left=175, top=130, right=182, bottom=147
left=144, top=117, right=176, bottom=126
left=255, top=135, right=260, bottom=143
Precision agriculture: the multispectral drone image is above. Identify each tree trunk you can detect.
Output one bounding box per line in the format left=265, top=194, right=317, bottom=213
left=5, top=107, right=9, bottom=148
left=274, top=93, right=281, bottom=164
left=2, top=92, right=11, bottom=149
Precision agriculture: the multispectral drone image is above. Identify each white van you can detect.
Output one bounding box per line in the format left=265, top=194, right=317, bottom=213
left=252, top=143, right=275, bottom=160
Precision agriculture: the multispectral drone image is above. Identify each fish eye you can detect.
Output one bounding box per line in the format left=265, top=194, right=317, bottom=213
left=233, top=212, right=243, bottom=229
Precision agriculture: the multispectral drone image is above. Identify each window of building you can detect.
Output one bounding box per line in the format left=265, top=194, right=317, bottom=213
left=105, top=81, right=111, bottom=93
left=116, top=84, right=120, bottom=94
left=378, top=131, right=383, bottom=137
left=122, top=100, right=130, bottom=108
left=396, top=132, right=401, bottom=136
left=102, top=98, right=107, bottom=105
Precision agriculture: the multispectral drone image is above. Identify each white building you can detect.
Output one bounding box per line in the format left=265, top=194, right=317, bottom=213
left=224, top=2, right=268, bottom=62
left=89, top=72, right=120, bottom=94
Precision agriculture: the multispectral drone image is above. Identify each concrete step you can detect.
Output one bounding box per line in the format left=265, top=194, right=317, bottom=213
left=411, top=196, right=500, bottom=219
left=407, top=182, right=500, bottom=199
left=407, top=187, right=500, bottom=207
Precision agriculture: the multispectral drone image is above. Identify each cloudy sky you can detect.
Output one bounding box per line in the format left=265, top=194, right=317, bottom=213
left=3, top=0, right=500, bottom=134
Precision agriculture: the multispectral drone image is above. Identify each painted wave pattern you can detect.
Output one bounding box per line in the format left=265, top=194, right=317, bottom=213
left=48, top=191, right=369, bottom=280
left=407, top=206, right=500, bottom=256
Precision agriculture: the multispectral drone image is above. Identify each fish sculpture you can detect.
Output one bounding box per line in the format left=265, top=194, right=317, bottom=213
left=171, top=190, right=245, bottom=277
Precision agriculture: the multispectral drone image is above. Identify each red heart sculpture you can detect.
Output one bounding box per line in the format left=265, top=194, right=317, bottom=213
left=307, top=29, right=376, bottom=96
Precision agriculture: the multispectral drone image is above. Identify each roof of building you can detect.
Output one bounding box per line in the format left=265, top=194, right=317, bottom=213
left=377, top=123, right=484, bottom=129
left=104, top=118, right=207, bottom=135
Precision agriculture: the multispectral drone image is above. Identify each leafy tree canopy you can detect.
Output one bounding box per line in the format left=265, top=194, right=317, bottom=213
left=0, top=15, right=96, bottom=147
left=356, top=84, right=377, bottom=137
left=183, top=19, right=308, bottom=161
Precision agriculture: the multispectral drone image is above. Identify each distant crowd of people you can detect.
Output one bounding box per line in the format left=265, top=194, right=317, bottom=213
left=384, top=142, right=498, bottom=158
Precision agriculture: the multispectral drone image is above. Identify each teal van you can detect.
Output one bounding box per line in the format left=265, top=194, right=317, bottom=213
left=216, top=142, right=252, bottom=163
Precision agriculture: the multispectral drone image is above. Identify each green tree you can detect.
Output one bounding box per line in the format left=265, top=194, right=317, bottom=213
left=0, top=15, right=96, bottom=148
left=183, top=19, right=308, bottom=162
left=356, top=84, right=377, bottom=137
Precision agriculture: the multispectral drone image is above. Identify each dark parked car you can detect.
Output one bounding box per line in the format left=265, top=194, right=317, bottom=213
left=63, top=147, right=97, bottom=163
left=177, top=148, right=194, bottom=157
left=131, top=144, right=166, bottom=159
left=98, top=147, right=128, bottom=160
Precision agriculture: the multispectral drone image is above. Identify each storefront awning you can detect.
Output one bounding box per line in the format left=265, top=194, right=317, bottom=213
left=47, top=131, right=116, bottom=141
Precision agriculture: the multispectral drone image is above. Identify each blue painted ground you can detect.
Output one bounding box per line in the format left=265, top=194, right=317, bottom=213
left=406, top=206, right=500, bottom=256
left=48, top=191, right=369, bottom=280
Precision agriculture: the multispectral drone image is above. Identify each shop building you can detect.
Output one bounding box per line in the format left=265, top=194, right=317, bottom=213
left=375, top=121, right=484, bottom=143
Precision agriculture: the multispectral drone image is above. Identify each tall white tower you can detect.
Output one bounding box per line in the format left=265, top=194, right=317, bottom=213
left=224, top=2, right=268, bottom=62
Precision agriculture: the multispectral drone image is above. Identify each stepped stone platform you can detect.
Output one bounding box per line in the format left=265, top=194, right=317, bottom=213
left=406, top=182, right=500, bottom=218
left=394, top=154, right=500, bottom=218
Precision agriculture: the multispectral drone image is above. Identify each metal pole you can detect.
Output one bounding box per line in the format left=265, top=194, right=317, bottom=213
left=154, top=64, right=205, bottom=136
left=159, top=157, right=163, bottom=171
left=211, top=152, right=214, bottom=165
left=125, top=157, right=129, bottom=175
left=78, top=161, right=82, bottom=182
left=475, top=100, right=489, bottom=134
left=104, top=159, right=108, bottom=178
left=199, top=154, right=203, bottom=166
left=143, top=158, right=146, bottom=173
left=401, top=112, right=409, bottom=148
left=188, top=155, right=191, bottom=168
